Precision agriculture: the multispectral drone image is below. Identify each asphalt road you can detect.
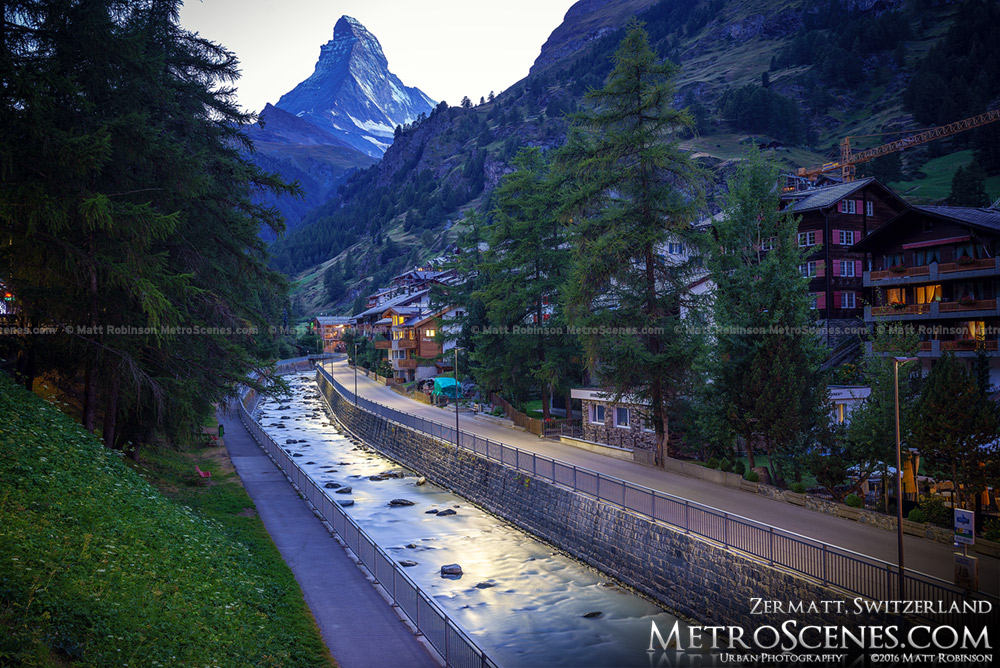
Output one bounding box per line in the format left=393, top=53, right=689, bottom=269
left=324, top=359, right=999, bottom=598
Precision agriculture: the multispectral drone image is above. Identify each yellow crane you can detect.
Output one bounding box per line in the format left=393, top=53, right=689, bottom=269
left=795, top=108, right=1000, bottom=184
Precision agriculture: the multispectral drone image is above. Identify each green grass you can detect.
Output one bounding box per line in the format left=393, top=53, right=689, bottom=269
left=0, top=373, right=334, bottom=668
left=889, top=150, right=1000, bottom=203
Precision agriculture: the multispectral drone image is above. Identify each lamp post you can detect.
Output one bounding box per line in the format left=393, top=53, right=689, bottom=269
left=353, top=341, right=358, bottom=406
left=893, top=355, right=918, bottom=600
left=454, top=346, right=462, bottom=447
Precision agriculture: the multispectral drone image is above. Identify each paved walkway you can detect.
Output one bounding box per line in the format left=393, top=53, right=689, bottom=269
left=218, top=408, right=440, bottom=668
left=325, top=359, right=999, bottom=596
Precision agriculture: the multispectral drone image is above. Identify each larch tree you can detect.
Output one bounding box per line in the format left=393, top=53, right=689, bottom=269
left=557, top=21, right=706, bottom=465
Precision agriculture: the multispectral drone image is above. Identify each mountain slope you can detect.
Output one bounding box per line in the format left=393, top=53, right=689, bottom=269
left=276, top=15, right=436, bottom=158
left=274, top=0, right=999, bottom=315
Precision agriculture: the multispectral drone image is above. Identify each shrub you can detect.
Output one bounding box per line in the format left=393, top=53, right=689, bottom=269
left=718, top=458, right=732, bottom=473
left=791, top=482, right=806, bottom=494
left=732, top=460, right=746, bottom=476
left=907, top=508, right=928, bottom=524
left=845, top=493, right=863, bottom=508
left=745, top=471, right=760, bottom=483
left=916, top=496, right=952, bottom=528
left=984, top=518, right=1000, bottom=542
left=706, top=457, right=719, bottom=469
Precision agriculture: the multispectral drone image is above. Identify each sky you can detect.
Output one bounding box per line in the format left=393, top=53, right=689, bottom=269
left=178, top=0, right=579, bottom=115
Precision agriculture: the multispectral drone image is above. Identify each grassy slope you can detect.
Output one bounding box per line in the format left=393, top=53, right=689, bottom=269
left=889, top=149, right=1000, bottom=203
left=0, top=373, right=334, bottom=668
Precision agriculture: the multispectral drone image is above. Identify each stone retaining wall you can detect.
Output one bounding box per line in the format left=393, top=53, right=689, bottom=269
left=317, top=371, right=896, bottom=631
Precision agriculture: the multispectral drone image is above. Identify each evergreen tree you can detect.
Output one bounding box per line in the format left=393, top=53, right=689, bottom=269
left=0, top=0, right=293, bottom=451
left=324, top=262, right=345, bottom=303
left=833, top=321, right=921, bottom=509
left=948, top=161, right=991, bottom=207
left=557, top=21, right=705, bottom=464
left=705, top=146, right=824, bottom=480
left=470, top=148, right=580, bottom=417
left=909, top=353, right=999, bottom=510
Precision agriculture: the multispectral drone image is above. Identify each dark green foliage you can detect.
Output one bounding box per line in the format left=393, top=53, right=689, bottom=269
left=702, top=147, right=824, bottom=473
left=908, top=353, right=999, bottom=509
left=791, top=482, right=807, bottom=494
left=903, top=0, right=1000, bottom=126
left=844, top=493, right=863, bottom=508
left=323, top=262, right=346, bottom=303
left=0, top=0, right=293, bottom=450
left=732, top=460, right=746, bottom=476
left=856, top=152, right=903, bottom=184
left=947, top=161, right=991, bottom=206
left=707, top=457, right=720, bottom=470
left=907, top=507, right=927, bottom=523
left=718, top=84, right=808, bottom=144
left=469, top=148, right=581, bottom=416
left=745, top=471, right=760, bottom=483
left=916, top=496, right=953, bottom=529
left=558, top=21, right=706, bottom=464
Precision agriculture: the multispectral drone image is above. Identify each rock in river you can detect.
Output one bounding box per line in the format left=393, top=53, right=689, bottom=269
left=388, top=499, right=415, bottom=506
left=441, top=564, right=463, bottom=576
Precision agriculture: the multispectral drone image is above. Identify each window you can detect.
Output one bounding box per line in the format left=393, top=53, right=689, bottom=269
left=614, top=407, right=630, bottom=428
left=800, top=262, right=817, bottom=278
left=841, top=292, right=856, bottom=309
left=837, top=230, right=855, bottom=245
left=866, top=201, right=874, bottom=217
left=809, top=294, right=818, bottom=310
left=668, top=242, right=685, bottom=255
left=953, top=243, right=975, bottom=260
left=423, top=329, right=436, bottom=339
left=885, top=253, right=904, bottom=268
left=839, top=261, right=856, bottom=277
left=921, top=220, right=934, bottom=233
left=915, top=285, right=941, bottom=304
left=590, top=404, right=605, bottom=424
left=836, top=403, right=846, bottom=424
left=839, top=199, right=857, bottom=214
left=886, top=288, right=905, bottom=305
left=798, top=231, right=816, bottom=247
left=642, top=416, right=654, bottom=433
left=914, top=249, right=940, bottom=265
left=760, top=237, right=776, bottom=251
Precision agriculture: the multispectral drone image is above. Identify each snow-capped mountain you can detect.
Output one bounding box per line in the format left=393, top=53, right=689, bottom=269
left=275, top=15, right=436, bottom=158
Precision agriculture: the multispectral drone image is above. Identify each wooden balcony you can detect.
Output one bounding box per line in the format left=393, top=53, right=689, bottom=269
left=940, top=340, right=999, bottom=352
left=373, top=340, right=391, bottom=349
left=395, top=358, right=418, bottom=369
left=939, top=257, right=996, bottom=273
left=870, top=303, right=932, bottom=317
left=938, top=298, right=997, bottom=313
left=395, top=339, right=417, bottom=350
left=870, top=265, right=931, bottom=281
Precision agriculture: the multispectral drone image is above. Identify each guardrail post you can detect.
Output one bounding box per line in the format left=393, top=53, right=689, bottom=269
left=768, top=526, right=774, bottom=564
left=724, top=513, right=729, bottom=548
left=822, top=543, right=828, bottom=585
left=684, top=501, right=689, bottom=533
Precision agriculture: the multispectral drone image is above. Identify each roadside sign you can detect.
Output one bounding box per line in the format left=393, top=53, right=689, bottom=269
left=954, top=508, right=975, bottom=546
left=954, top=552, right=979, bottom=591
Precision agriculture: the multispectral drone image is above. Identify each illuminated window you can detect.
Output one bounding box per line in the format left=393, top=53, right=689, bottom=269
left=915, top=285, right=941, bottom=304
left=424, top=329, right=436, bottom=339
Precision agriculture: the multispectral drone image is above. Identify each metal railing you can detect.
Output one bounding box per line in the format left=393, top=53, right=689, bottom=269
left=239, top=369, right=497, bottom=668
left=316, top=362, right=999, bottom=629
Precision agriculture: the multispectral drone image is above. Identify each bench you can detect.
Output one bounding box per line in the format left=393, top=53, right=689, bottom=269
left=195, top=465, right=211, bottom=479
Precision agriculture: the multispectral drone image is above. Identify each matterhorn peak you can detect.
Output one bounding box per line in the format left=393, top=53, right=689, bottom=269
left=275, top=15, right=434, bottom=158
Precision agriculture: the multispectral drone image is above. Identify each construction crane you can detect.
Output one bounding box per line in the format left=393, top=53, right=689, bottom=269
left=793, top=108, right=1000, bottom=186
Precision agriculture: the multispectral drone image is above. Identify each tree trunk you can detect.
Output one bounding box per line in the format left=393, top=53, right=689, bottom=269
left=102, top=375, right=119, bottom=450
left=83, top=360, right=97, bottom=433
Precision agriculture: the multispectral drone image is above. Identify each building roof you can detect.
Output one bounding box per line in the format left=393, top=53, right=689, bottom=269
left=851, top=204, right=1000, bottom=253
left=780, top=177, right=878, bottom=213
left=353, top=289, right=429, bottom=319
left=911, top=205, right=1000, bottom=234
left=313, top=316, right=350, bottom=326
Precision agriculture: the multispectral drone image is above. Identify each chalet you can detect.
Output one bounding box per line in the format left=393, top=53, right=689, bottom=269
left=311, top=316, right=350, bottom=353
left=780, top=177, right=909, bottom=346
left=851, top=203, right=1000, bottom=389
left=384, top=305, right=460, bottom=382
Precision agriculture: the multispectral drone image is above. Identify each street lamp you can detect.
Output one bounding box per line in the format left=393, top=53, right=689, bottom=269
left=893, top=355, right=918, bottom=600
left=353, top=341, right=358, bottom=406
left=454, top=346, right=462, bottom=447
